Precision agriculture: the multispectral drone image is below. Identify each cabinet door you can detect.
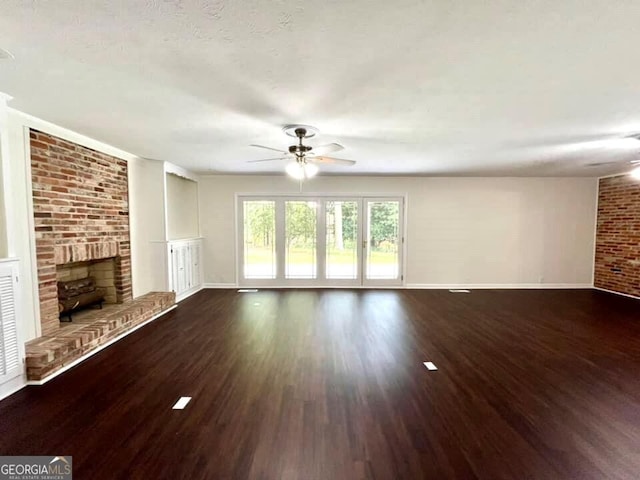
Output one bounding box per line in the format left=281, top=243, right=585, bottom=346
left=185, top=244, right=193, bottom=290
left=0, top=264, right=20, bottom=385
left=178, top=245, right=188, bottom=293
left=171, top=245, right=180, bottom=294
left=172, top=244, right=186, bottom=295
left=190, top=242, right=201, bottom=287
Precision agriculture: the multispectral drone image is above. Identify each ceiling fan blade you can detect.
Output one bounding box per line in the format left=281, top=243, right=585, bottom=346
left=310, top=156, right=357, bottom=166
left=250, top=144, right=288, bottom=154
left=310, top=143, right=344, bottom=155
left=247, top=156, right=289, bottom=163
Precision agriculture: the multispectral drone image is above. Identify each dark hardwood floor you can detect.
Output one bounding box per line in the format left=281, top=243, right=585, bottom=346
left=1, top=289, right=639, bottom=479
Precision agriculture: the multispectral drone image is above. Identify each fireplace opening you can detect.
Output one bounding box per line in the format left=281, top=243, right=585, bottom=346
left=56, top=258, right=118, bottom=322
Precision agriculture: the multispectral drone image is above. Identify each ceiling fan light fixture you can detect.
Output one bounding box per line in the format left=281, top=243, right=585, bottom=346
left=286, top=161, right=318, bottom=180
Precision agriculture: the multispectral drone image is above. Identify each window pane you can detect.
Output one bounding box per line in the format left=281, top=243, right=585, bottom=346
left=326, top=201, right=358, bottom=279
left=366, top=201, right=400, bottom=279
left=285, top=201, right=317, bottom=279
left=243, top=201, right=276, bottom=279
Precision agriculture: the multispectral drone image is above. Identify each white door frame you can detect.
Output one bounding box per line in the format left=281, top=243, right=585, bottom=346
left=321, top=197, right=363, bottom=287
left=362, top=197, right=404, bottom=287
left=279, top=196, right=321, bottom=287
left=237, top=196, right=280, bottom=287
left=237, top=194, right=406, bottom=288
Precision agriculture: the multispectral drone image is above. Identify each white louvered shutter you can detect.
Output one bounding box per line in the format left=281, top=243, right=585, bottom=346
left=0, top=263, right=20, bottom=382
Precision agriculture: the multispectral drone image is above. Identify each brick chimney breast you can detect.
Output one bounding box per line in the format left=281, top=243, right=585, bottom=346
left=30, top=129, right=132, bottom=335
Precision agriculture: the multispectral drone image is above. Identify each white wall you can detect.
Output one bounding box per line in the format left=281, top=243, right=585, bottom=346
left=166, top=173, right=199, bottom=240
left=0, top=94, right=10, bottom=258
left=4, top=110, right=41, bottom=342
left=199, top=175, right=597, bottom=287
left=0, top=100, right=41, bottom=398
left=129, top=158, right=168, bottom=296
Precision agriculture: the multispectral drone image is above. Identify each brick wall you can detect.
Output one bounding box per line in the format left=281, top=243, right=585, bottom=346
left=594, top=175, right=640, bottom=297
left=30, top=129, right=132, bottom=335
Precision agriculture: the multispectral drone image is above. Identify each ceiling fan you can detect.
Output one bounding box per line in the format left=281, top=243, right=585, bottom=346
left=248, top=125, right=356, bottom=180
left=585, top=153, right=640, bottom=177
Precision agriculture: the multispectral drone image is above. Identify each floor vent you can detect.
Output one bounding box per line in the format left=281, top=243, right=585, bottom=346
left=172, top=397, right=192, bottom=410
left=449, top=289, right=471, bottom=293
left=238, top=289, right=259, bottom=293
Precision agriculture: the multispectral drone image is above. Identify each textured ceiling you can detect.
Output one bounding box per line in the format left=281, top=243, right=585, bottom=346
left=2, top=0, right=640, bottom=176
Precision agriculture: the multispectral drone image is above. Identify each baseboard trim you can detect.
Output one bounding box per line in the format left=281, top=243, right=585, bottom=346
left=593, top=287, right=640, bottom=300
left=405, top=283, right=593, bottom=290
left=26, top=304, right=178, bottom=386
left=203, top=283, right=593, bottom=290
left=203, top=283, right=239, bottom=289
left=176, top=285, right=205, bottom=302
left=235, top=285, right=403, bottom=289
left=0, top=375, right=28, bottom=402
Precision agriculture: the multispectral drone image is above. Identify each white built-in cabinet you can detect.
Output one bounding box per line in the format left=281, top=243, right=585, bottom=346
left=0, top=259, right=22, bottom=386
left=167, top=238, right=203, bottom=301
left=161, top=164, right=202, bottom=302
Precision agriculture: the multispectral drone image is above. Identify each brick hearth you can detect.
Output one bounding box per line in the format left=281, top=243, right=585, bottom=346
left=25, top=291, right=175, bottom=381
left=27, top=130, right=177, bottom=382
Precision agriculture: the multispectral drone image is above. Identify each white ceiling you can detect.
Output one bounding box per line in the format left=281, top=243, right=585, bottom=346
left=2, top=0, right=640, bottom=176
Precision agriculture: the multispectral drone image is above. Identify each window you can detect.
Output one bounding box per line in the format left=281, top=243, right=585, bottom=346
left=238, top=196, right=404, bottom=286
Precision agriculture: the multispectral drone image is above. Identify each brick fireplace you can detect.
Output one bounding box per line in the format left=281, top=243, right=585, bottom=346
left=30, top=129, right=132, bottom=335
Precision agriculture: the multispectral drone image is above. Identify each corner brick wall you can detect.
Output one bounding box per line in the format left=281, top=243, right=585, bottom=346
left=30, top=129, right=132, bottom=335
left=594, top=175, right=640, bottom=297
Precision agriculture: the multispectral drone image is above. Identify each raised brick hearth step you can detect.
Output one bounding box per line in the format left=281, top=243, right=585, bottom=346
left=25, top=292, right=176, bottom=381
